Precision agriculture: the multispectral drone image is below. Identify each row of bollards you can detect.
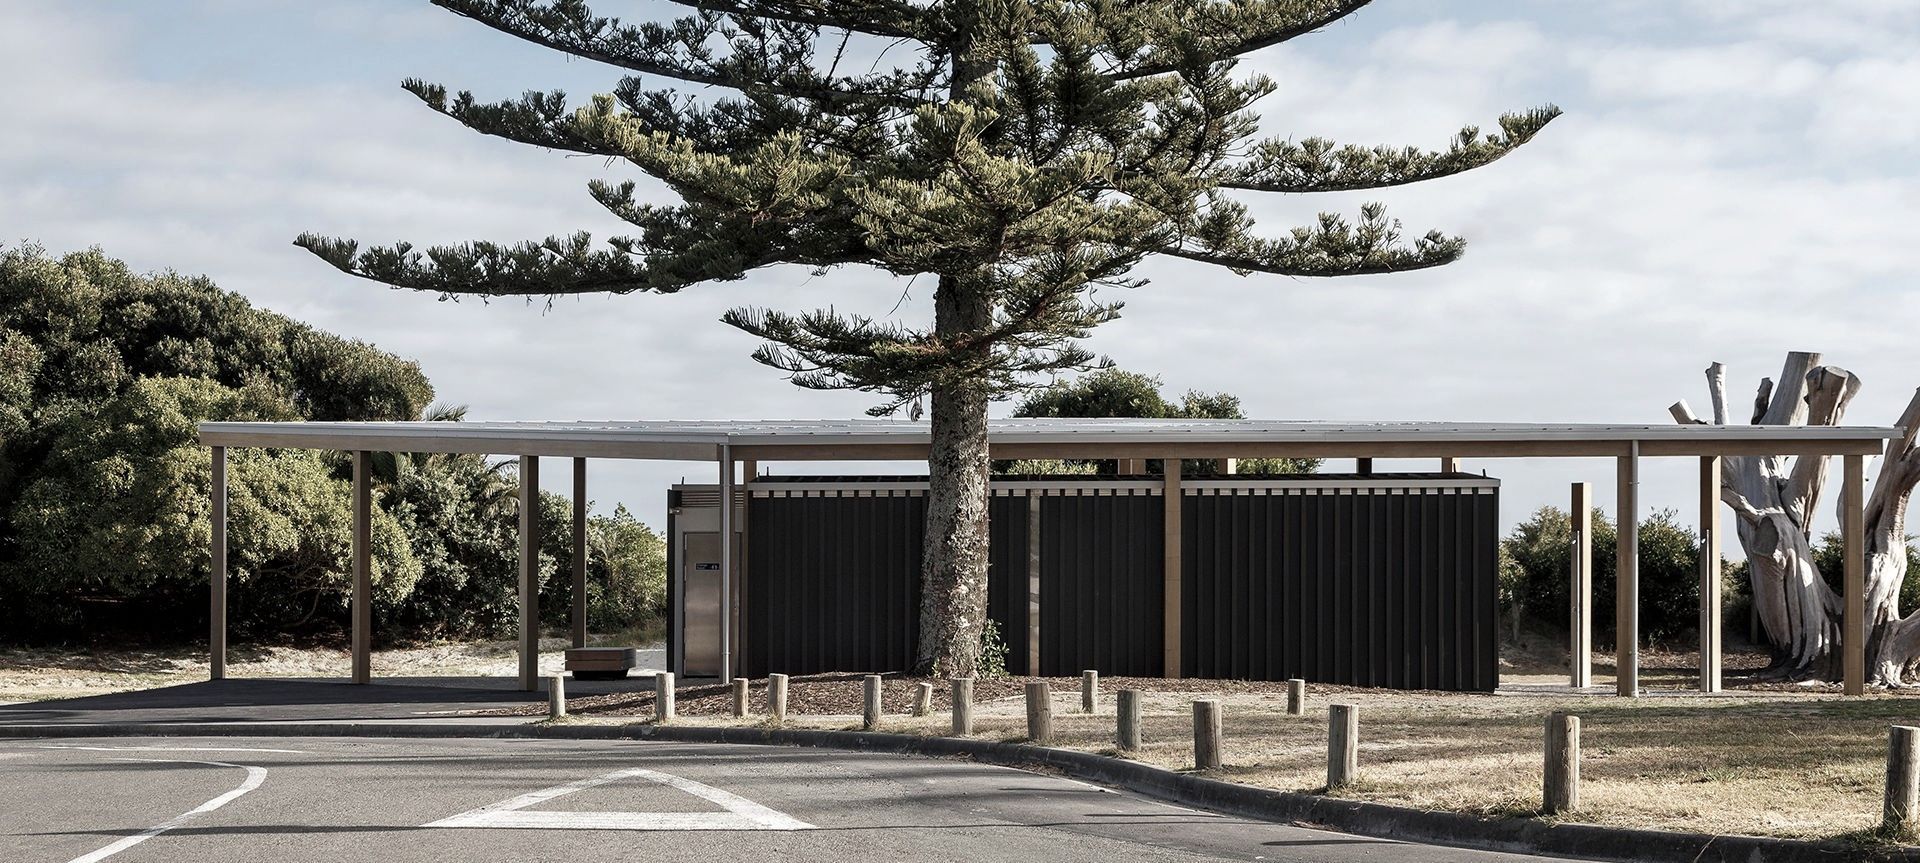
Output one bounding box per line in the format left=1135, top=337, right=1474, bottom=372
left=547, top=672, right=1920, bottom=834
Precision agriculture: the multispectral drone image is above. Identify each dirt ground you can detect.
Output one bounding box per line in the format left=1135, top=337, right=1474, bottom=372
left=0, top=639, right=589, bottom=702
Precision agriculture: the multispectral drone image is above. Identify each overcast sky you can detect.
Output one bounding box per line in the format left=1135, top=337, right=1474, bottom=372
left=4, top=0, right=1916, bottom=536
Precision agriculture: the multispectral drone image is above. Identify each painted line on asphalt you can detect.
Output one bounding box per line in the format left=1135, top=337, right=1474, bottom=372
left=38, top=745, right=309, bottom=754
left=64, top=758, right=267, bottom=863
left=426, top=765, right=812, bottom=832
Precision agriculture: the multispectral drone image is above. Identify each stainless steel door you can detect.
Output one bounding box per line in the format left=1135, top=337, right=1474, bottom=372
left=681, top=532, right=724, bottom=677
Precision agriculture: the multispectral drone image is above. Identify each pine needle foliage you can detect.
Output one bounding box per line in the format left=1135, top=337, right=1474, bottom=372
left=297, top=0, right=1556, bottom=413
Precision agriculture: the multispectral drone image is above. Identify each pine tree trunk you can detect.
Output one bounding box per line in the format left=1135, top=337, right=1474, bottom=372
left=915, top=274, right=994, bottom=676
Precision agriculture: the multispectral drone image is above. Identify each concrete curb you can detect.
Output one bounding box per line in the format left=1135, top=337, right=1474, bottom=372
left=3, top=721, right=1909, bottom=863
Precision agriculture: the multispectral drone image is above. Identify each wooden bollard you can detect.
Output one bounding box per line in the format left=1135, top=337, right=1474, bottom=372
left=654, top=672, right=676, bottom=723
left=730, top=678, right=749, bottom=718
left=768, top=673, right=789, bottom=724
left=1081, top=670, right=1099, bottom=713
left=951, top=677, right=974, bottom=735
left=912, top=682, right=933, bottom=717
left=1116, top=689, right=1143, bottom=751
left=1886, top=725, right=1920, bottom=838
left=1327, top=703, right=1357, bottom=789
left=1543, top=712, right=1580, bottom=814
left=1286, top=679, right=1305, bottom=716
left=1025, top=681, right=1053, bottom=743
left=863, top=674, right=883, bottom=730
left=547, top=674, right=566, bottom=719
left=1192, top=699, right=1223, bottom=770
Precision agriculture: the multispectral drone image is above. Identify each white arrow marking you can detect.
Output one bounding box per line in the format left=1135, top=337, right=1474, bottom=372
left=64, top=758, right=266, bottom=863
left=427, top=766, right=812, bottom=832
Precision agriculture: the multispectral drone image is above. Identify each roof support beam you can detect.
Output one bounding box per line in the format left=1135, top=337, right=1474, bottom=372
left=519, top=455, right=541, bottom=692
left=572, top=457, right=588, bottom=650
left=209, top=446, right=227, bottom=682
left=718, top=445, right=735, bottom=684
left=1699, top=456, right=1722, bottom=694
left=1844, top=454, right=1866, bottom=696
left=1616, top=444, right=1640, bottom=697
left=352, top=450, right=373, bottom=685
left=1570, top=482, right=1592, bottom=689
left=1163, top=461, right=1183, bottom=679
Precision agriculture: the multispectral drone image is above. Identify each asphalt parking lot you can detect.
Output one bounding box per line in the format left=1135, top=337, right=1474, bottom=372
left=1, top=735, right=1576, bottom=863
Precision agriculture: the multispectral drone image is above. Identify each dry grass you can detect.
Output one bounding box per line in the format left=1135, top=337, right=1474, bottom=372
left=0, top=639, right=594, bottom=702
left=554, top=673, right=1917, bottom=843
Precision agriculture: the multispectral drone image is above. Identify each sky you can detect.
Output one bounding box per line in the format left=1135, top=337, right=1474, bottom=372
left=3, top=0, right=1917, bottom=535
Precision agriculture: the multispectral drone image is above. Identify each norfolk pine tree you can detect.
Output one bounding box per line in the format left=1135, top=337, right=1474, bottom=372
left=297, top=0, right=1558, bottom=676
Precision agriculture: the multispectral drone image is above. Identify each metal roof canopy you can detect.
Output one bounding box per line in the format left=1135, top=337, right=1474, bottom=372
left=198, top=417, right=1899, bottom=460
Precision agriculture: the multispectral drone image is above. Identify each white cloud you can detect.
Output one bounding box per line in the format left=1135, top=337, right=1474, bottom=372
left=2, top=0, right=1916, bottom=537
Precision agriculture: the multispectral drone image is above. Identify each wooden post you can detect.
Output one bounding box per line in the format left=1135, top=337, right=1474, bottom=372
left=1440, top=457, right=1460, bottom=474
left=951, top=677, right=974, bottom=735
left=571, top=457, right=588, bottom=650
left=1327, top=704, right=1357, bottom=789
left=1845, top=453, right=1867, bottom=696
left=1220, top=458, right=1237, bottom=475
left=1286, top=678, right=1305, bottom=716
left=863, top=674, right=883, bottom=730
left=1025, top=681, right=1053, bottom=743
left=717, top=446, right=734, bottom=684
left=1699, top=457, right=1722, bottom=693
left=1192, top=699, right=1223, bottom=770
left=518, top=455, right=541, bottom=692
left=1163, top=461, right=1183, bottom=679
left=1120, top=458, right=1145, bottom=475
left=352, top=450, right=372, bottom=685
left=1886, top=725, right=1920, bottom=839
left=1543, top=712, right=1580, bottom=814
left=731, top=677, right=749, bottom=718
left=768, top=673, right=789, bottom=724
left=1356, top=457, right=1373, bottom=475
left=1116, top=689, right=1142, bottom=751
left=548, top=674, right=567, bottom=720
left=209, top=446, right=227, bottom=681
left=1570, top=482, right=1593, bottom=688
left=1616, top=445, right=1640, bottom=697
left=1081, top=670, right=1098, bottom=713
left=912, top=682, right=933, bottom=717
left=654, top=671, right=675, bottom=722
left=1028, top=493, right=1041, bottom=676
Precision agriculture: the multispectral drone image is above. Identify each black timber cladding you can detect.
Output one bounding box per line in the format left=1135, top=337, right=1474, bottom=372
left=1180, top=484, right=1499, bottom=690
left=708, top=473, right=1498, bottom=690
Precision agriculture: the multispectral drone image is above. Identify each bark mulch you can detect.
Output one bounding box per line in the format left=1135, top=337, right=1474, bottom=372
left=502, top=673, right=1309, bottom=719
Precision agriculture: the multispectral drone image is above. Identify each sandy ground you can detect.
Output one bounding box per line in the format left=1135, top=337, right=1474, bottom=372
left=0, top=639, right=620, bottom=702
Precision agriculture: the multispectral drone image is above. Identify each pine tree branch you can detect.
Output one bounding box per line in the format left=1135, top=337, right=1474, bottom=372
left=659, top=0, right=932, bottom=40
left=1102, top=0, right=1373, bottom=80
left=1222, top=107, right=1561, bottom=193
left=433, top=0, right=938, bottom=107
left=1159, top=201, right=1465, bottom=276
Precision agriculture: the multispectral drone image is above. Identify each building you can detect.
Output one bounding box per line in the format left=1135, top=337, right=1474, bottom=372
left=195, top=418, right=1899, bottom=696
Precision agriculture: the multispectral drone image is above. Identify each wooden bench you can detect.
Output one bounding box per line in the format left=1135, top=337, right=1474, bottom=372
left=565, top=647, right=640, bottom=680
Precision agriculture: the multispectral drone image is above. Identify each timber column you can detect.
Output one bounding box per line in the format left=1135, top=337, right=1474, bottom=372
left=518, top=455, right=540, bottom=691
left=210, top=446, right=227, bottom=680
left=1615, top=443, right=1639, bottom=697
left=1163, top=460, right=1182, bottom=678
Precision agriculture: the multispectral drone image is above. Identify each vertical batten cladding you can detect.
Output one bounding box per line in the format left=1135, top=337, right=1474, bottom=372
left=1039, top=488, right=1163, bottom=677
left=1178, top=475, right=1500, bottom=691
left=986, top=493, right=1030, bottom=675
left=718, top=472, right=1497, bottom=690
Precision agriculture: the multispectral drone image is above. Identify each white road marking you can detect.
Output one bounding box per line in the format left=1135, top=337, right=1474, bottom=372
left=37, top=745, right=309, bottom=754
left=426, top=766, right=812, bottom=832
left=63, top=758, right=266, bottom=863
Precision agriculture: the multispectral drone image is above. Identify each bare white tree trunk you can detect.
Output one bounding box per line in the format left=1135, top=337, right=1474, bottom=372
left=1675, top=353, right=1920, bottom=684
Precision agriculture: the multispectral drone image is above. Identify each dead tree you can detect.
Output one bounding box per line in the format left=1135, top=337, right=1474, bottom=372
left=1672, top=352, right=1920, bottom=683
